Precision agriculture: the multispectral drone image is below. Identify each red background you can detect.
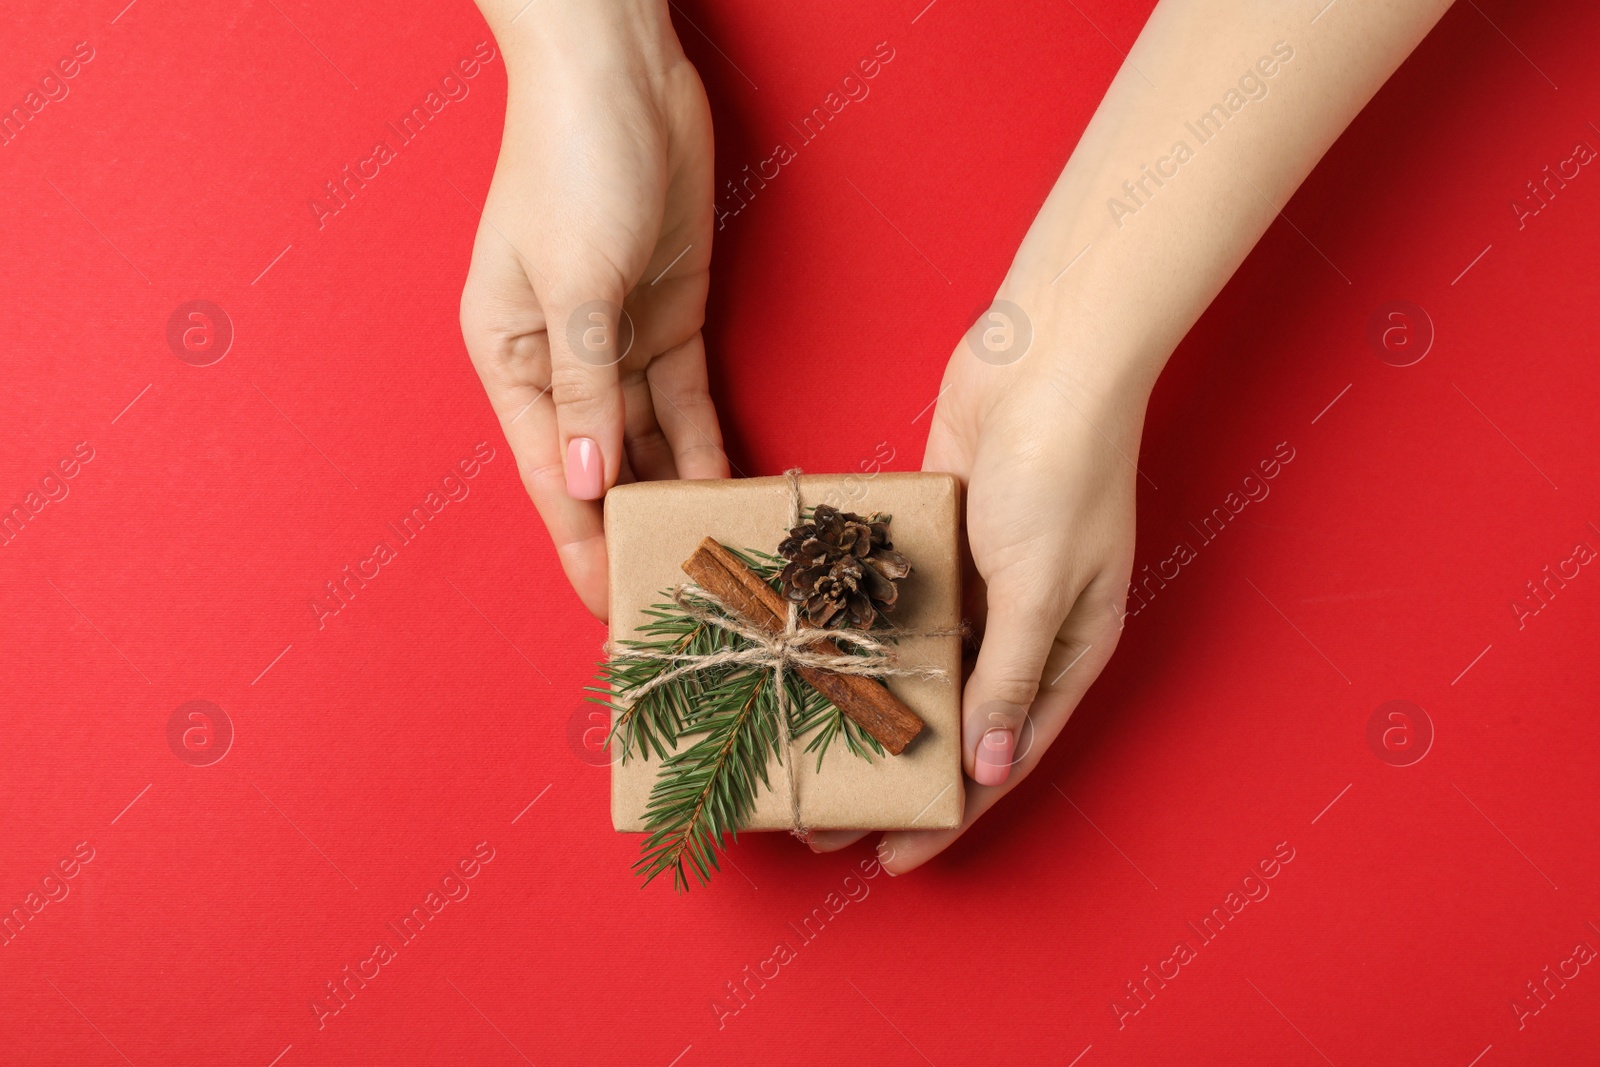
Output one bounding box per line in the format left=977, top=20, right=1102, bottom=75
left=3, top=0, right=1598, bottom=1064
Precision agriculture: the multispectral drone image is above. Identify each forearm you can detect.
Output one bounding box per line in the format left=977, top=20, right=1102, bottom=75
left=1011, top=0, right=1453, bottom=398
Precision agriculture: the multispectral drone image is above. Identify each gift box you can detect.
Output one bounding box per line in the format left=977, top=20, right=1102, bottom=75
left=604, top=472, right=965, bottom=836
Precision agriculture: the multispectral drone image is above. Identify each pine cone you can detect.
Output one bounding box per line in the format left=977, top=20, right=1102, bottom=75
left=777, top=504, right=911, bottom=629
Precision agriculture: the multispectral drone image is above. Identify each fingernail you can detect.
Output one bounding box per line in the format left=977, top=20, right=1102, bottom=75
left=804, top=832, right=821, bottom=853
left=565, top=437, right=603, bottom=500
left=973, top=728, right=1014, bottom=787
left=876, top=841, right=898, bottom=875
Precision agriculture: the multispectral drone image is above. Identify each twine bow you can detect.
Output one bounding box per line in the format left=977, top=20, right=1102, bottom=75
left=605, top=469, right=954, bottom=838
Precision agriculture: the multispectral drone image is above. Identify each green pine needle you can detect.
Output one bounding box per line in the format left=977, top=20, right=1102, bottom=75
left=594, top=547, right=883, bottom=891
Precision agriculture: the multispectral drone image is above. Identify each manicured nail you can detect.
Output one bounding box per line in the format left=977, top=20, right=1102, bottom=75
left=876, top=841, right=898, bottom=875
left=565, top=437, right=603, bottom=499
left=973, top=728, right=1014, bottom=787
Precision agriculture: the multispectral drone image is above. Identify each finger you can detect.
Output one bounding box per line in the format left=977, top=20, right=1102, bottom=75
left=474, top=371, right=611, bottom=619
left=879, top=581, right=1125, bottom=874
left=647, top=334, right=730, bottom=480
left=616, top=441, right=639, bottom=486
left=805, top=829, right=869, bottom=853
left=625, top=259, right=709, bottom=356
left=962, top=569, right=1078, bottom=786
left=508, top=391, right=611, bottom=619
left=460, top=240, right=610, bottom=618
left=545, top=272, right=630, bottom=503
left=620, top=368, right=677, bottom=481
left=920, top=388, right=988, bottom=640
left=921, top=401, right=973, bottom=479
left=921, top=357, right=980, bottom=480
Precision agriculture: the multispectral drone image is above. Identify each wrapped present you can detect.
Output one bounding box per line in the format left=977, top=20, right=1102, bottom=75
left=598, top=471, right=964, bottom=890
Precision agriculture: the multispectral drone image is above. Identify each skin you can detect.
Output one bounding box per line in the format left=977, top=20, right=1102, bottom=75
left=463, top=0, right=1455, bottom=873
left=461, top=0, right=726, bottom=619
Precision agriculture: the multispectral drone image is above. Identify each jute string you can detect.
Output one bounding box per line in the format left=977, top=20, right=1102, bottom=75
left=605, top=469, right=958, bottom=838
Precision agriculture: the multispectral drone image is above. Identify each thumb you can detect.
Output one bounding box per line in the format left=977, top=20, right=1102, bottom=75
left=546, top=278, right=630, bottom=501
left=963, top=575, right=1072, bottom=787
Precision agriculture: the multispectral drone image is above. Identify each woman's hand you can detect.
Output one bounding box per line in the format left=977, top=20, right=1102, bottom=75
left=461, top=0, right=726, bottom=620
left=810, top=299, right=1144, bottom=871
left=813, top=0, right=1452, bottom=871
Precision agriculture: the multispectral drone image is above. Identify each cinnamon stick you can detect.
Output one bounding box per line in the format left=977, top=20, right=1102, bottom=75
left=681, top=537, right=925, bottom=755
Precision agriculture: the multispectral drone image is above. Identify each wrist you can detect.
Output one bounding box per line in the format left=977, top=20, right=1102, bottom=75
left=996, top=280, right=1164, bottom=410
left=479, top=0, right=680, bottom=83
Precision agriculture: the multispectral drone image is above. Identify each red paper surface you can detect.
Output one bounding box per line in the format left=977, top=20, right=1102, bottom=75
left=3, top=1, right=1598, bottom=1064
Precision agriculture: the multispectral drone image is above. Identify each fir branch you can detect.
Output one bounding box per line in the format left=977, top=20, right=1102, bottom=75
left=595, top=551, right=787, bottom=765
left=592, top=607, right=731, bottom=763
left=595, top=544, right=889, bottom=891
left=633, top=668, right=782, bottom=891
left=724, top=545, right=788, bottom=580
left=792, top=682, right=886, bottom=771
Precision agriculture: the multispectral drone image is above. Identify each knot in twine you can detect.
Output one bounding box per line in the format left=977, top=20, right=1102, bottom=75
left=605, top=469, right=954, bottom=839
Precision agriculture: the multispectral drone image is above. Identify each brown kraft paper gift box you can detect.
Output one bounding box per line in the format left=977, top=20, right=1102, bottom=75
left=604, top=472, right=964, bottom=832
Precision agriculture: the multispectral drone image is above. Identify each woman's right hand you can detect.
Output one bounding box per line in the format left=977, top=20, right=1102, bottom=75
left=461, top=0, right=727, bottom=619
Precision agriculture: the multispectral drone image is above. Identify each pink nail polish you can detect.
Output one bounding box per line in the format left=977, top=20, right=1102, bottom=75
left=973, top=728, right=1014, bottom=787
left=566, top=437, right=603, bottom=500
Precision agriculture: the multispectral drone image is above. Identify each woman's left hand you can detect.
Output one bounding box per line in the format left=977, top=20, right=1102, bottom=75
left=810, top=297, right=1146, bottom=872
